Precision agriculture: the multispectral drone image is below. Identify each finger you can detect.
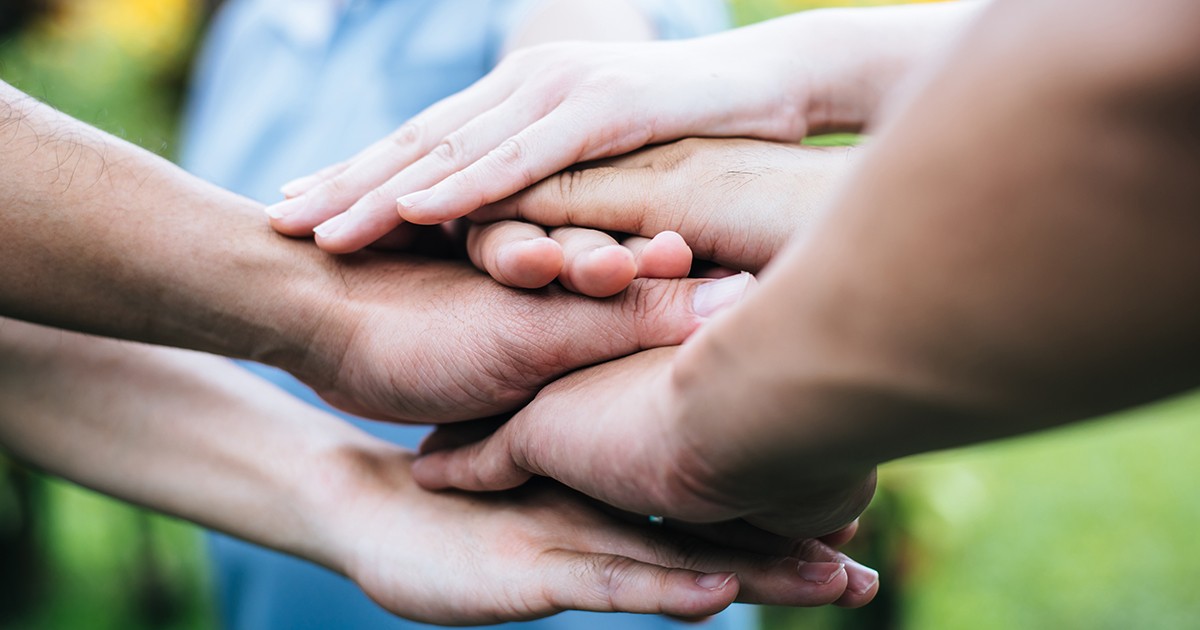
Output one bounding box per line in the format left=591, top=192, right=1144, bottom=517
left=550, top=227, right=637, bottom=297
left=411, top=422, right=532, bottom=492
left=266, top=72, right=517, bottom=238
left=624, top=231, right=693, bottom=279
left=592, top=526, right=850, bottom=607
left=541, top=551, right=739, bottom=618
left=819, top=520, right=860, bottom=549
left=363, top=224, right=418, bottom=251
left=466, top=221, right=562, bottom=289
left=469, top=164, right=660, bottom=236
left=399, top=106, right=626, bottom=224
left=316, top=96, right=553, bottom=252
left=280, top=159, right=353, bottom=199
left=791, top=538, right=879, bottom=609
left=418, top=417, right=509, bottom=455
left=660, top=519, right=800, bottom=557
left=410, top=272, right=755, bottom=425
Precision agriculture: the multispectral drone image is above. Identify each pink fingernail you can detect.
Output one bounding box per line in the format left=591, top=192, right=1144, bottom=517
left=397, top=187, right=436, bottom=209
left=845, top=562, right=879, bottom=595
left=692, top=271, right=756, bottom=318
left=695, top=572, right=736, bottom=591
left=797, top=562, right=845, bottom=585
left=313, top=212, right=349, bottom=238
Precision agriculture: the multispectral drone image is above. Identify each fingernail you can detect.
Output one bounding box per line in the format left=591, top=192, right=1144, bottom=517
left=265, top=197, right=302, bottom=220
left=313, top=212, right=349, bottom=239
left=280, top=177, right=309, bottom=198
left=692, top=271, right=755, bottom=318
left=397, top=187, right=436, bottom=210
left=695, top=572, right=736, bottom=591
left=797, top=562, right=844, bottom=585
left=844, top=559, right=879, bottom=595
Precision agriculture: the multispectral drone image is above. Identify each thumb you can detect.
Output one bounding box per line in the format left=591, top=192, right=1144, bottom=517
left=468, top=163, right=660, bottom=235
left=412, top=423, right=532, bottom=492
left=603, top=271, right=756, bottom=352
left=538, top=552, right=740, bottom=618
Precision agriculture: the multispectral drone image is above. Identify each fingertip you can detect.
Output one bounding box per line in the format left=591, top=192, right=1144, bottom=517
left=819, top=520, right=860, bottom=548
left=265, top=198, right=320, bottom=237
left=636, top=231, right=693, bottom=279
left=398, top=187, right=467, bottom=225
left=572, top=245, right=637, bottom=298
left=410, top=455, right=451, bottom=491
left=280, top=179, right=307, bottom=199
left=679, top=572, right=740, bottom=617
left=495, top=237, right=563, bottom=289
left=836, top=557, right=880, bottom=608
left=694, top=572, right=738, bottom=592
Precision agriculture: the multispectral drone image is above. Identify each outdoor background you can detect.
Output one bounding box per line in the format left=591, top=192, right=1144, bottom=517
left=2, top=1, right=1199, bottom=629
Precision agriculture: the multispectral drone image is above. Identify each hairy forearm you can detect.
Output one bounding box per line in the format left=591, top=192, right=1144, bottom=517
left=676, top=0, right=1200, bottom=476
left=0, top=318, right=393, bottom=572
left=0, top=81, right=338, bottom=371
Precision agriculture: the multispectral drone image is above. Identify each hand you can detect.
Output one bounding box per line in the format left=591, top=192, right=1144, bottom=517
left=285, top=255, right=755, bottom=423
left=321, top=447, right=878, bottom=624
left=468, top=138, right=858, bottom=274
left=263, top=32, right=821, bottom=251
left=411, top=347, right=878, bottom=563
left=464, top=222, right=694, bottom=298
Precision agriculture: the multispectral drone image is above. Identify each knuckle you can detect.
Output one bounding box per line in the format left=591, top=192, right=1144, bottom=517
left=430, top=133, right=467, bottom=165
left=489, top=138, right=536, bottom=187
left=315, top=175, right=353, bottom=204
left=492, top=137, right=527, bottom=165
left=583, top=555, right=640, bottom=608
left=359, top=185, right=396, bottom=211
left=390, top=121, right=425, bottom=147
left=624, top=280, right=679, bottom=326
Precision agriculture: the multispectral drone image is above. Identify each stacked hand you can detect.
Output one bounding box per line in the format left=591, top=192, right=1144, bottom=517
left=261, top=23, right=846, bottom=296
left=329, top=449, right=879, bottom=624
left=411, top=347, right=878, bottom=565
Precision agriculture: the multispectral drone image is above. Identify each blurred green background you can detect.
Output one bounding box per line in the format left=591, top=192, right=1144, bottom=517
left=1, top=1, right=1198, bottom=629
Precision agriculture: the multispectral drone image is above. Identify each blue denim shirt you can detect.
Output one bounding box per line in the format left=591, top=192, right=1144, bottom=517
left=180, top=1, right=750, bottom=628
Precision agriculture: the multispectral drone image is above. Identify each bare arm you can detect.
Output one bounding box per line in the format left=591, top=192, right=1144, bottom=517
left=414, top=0, right=1200, bottom=544
left=0, top=319, right=877, bottom=621
left=0, top=81, right=325, bottom=368
left=269, top=1, right=985, bottom=250
left=683, top=0, right=1200, bottom=471
left=0, top=81, right=729, bottom=423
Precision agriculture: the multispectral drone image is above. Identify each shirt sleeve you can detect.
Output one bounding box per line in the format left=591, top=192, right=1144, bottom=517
left=485, top=0, right=731, bottom=68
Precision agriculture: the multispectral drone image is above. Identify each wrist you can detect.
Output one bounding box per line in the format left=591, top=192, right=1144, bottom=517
left=226, top=216, right=353, bottom=387
left=290, top=427, right=414, bottom=576
left=776, top=3, right=982, bottom=134
left=669, top=329, right=878, bottom=537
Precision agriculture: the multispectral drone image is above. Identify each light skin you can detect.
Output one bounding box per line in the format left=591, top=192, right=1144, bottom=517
left=413, top=0, right=1200, bottom=548
left=270, top=0, right=694, bottom=297
left=468, top=138, right=859, bottom=274
left=0, top=319, right=880, bottom=624
left=0, top=78, right=743, bottom=424
left=267, top=1, right=983, bottom=289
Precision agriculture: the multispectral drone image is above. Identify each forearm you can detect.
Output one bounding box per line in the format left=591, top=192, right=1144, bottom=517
left=675, top=0, right=1200, bottom=475
left=0, top=81, right=338, bottom=371
left=714, top=1, right=986, bottom=135
left=0, top=319, right=394, bottom=573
